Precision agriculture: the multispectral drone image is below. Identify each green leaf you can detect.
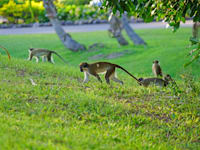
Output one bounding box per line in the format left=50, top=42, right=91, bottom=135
left=190, top=37, right=199, bottom=45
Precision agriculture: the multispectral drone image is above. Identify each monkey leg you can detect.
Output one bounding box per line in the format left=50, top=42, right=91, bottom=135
left=35, top=56, right=40, bottom=63
left=105, top=68, right=115, bottom=84
left=47, top=54, right=53, bottom=63
left=51, top=56, right=55, bottom=64
left=42, top=56, right=47, bottom=62
left=83, top=72, right=90, bottom=83
left=159, top=73, right=163, bottom=77
left=95, top=74, right=102, bottom=83
left=90, top=73, right=102, bottom=83
left=27, top=54, right=33, bottom=61
left=110, top=73, right=123, bottom=85
left=157, top=74, right=162, bottom=78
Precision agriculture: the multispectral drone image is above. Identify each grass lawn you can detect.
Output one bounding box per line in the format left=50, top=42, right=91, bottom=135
left=0, top=27, right=200, bottom=77
left=0, top=28, right=200, bottom=149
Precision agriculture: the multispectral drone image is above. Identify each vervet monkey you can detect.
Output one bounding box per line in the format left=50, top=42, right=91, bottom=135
left=79, top=62, right=140, bottom=85
left=0, top=45, right=11, bottom=60
left=138, top=74, right=173, bottom=87
left=152, top=60, right=162, bottom=77
left=28, top=48, right=67, bottom=64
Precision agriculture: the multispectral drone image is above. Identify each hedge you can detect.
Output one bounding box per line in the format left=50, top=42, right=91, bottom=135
left=0, top=0, right=108, bottom=24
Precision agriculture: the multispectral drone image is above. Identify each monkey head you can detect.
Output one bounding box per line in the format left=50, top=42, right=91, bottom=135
left=153, top=60, right=159, bottom=64
left=138, top=78, right=143, bottom=82
left=164, top=74, right=173, bottom=82
left=79, top=62, right=89, bottom=72
left=29, top=48, right=34, bottom=51
left=138, top=78, right=144, bottom=85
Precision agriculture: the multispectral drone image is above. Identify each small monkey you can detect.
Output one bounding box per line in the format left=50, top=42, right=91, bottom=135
left=138, top=74, right=173, bottom=87
left=28, top=48, right=67, bottom=64
left=0, top=45, right=11, bottom=60
left=79, top=62, right=140, bottom=85
left=152, top=60, right=162, bottom=77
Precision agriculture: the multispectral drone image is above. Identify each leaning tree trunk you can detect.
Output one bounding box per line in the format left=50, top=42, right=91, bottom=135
left=192, top=21, right=200, bottom=39
left=121, top=14, right=146, bottom=45
left=108, top=13, right=128, bottom=46
left=43, top=0, right=86, bottom=51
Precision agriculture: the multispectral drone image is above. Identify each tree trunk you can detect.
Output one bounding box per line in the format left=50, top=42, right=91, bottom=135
left=28, top=0, right=35, bottom=23
left=108, top=13, right=128, bottom=46
left=122, top=14, right=146, bottom=45
left=192, top=22, right=200, bottom=39
left=43, top=0, right=86, bottom=52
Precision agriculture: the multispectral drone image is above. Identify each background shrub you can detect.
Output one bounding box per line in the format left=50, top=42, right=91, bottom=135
left=0, top=0, right=48, bottom=24
left=0, top=0, right=9, bottom=8
left=56, top=4, right=108, bottom=21
left=0, top=0, right=107, bottom=24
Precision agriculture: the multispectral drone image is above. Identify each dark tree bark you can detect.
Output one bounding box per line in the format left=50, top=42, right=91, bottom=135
left=43, top=0, right=86, bottom=51
left=122, top=14, right=146, bottom=45
left=192, top=22, right=200, bottom=39
left=108, top=13, right=128, bottom=45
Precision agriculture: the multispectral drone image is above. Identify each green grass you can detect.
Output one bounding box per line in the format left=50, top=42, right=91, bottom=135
left=0, top=28, right=200, bottom=149
left=0, top=28, right=200, bottom=77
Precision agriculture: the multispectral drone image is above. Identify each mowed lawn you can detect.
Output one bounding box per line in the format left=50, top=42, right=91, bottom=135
left=0, top=27, right=199, bottom=77
left=0, top=28, right=200, bottom=150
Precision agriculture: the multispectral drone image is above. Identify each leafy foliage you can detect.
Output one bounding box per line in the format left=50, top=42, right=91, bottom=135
left=0, top=0, right=9, bottom=8
left=103, top=0, right=200, bottom=31
left=56, top=4, right=108, bottom=21
left=185, top=38, right=200, bottom=67
left=0, top=0, right=46, bottom=23
left=0, top=0, right=108, bottom=24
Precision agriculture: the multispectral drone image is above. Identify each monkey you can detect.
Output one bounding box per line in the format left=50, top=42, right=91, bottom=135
left=79, top=62, right=140, bottom=85
left=138, top=74, right=174, bottom=87
left=152, top=60, right=162, bottom=77
left=0, top=45, right=11, bottom=60
left=27, top=48, right=67, bottom=64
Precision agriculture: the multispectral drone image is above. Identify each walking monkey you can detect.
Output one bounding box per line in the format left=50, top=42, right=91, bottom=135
left=79, top=62, right=140, bottom=85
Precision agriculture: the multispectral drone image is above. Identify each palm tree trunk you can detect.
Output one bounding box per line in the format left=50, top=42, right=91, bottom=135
left=192, top=22, right=200, bottom=39
left=108, top=13, right=128, bottom=46
left=122, top=14, right=146, bottom=45
left=43, top=0, right=86, bottom=52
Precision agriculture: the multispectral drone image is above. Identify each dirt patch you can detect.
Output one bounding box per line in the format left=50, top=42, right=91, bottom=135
left=88, top=43, right=105, bottom=52
left=88, top=54, right=106, bottom=60
left=16, top=69, right=26, bottom=77
left=106, top=50, right=132, bottom=59
left=88, top=50, right=133, bottom=60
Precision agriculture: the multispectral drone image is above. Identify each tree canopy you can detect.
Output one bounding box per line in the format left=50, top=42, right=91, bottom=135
left=103, top=0, right=200, bottom=31
left=103, top=0, right=200, bottom=66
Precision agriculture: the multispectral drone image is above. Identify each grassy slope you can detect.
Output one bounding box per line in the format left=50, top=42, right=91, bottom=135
left=0, top=28, right=199, bottom=77
left=0, top=28, right=200, bottom=149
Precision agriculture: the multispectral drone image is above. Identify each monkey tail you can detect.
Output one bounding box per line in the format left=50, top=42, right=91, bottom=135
left=52, top=51, right=67, bottom=64
left=0, top=45, right=11, bottom=60
left=115, top=64, right=140, bottom=84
